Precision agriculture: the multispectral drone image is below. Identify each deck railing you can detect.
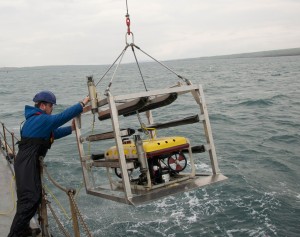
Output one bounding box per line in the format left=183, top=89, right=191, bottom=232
left=0, top=121, right=19, bottom=162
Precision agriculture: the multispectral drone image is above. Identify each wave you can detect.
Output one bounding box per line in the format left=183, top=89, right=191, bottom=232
left=0, top=89, right=11, bottom=95
left=237, top=94, right=289, bottom=107
left=271, top=73, right=281, bottom=76
left=238, top=98, right=273, bottom=106
left=209, top=113, right=237, bottom=125
left=269, top=134, right=299, bottom=144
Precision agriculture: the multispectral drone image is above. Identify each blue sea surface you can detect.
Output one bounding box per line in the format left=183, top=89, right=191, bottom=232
left=1, top=55, right=300, bottom=236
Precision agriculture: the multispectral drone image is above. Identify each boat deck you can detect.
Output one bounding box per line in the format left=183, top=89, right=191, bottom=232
left=0, top=152, right=15, bottom=236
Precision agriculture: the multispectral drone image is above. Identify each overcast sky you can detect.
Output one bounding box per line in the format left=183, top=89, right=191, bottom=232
left=1, top=0, right=299, bottom=67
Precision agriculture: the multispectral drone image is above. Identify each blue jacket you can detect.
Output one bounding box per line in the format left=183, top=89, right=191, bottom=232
left=21, top=103, right=83, bottom=140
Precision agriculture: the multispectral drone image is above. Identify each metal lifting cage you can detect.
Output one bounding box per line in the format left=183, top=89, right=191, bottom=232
left=74, top=79, right=227, bottom=206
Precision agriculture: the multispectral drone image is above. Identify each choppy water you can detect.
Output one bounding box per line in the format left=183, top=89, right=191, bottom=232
left=1, top=55, right=300, bottom=237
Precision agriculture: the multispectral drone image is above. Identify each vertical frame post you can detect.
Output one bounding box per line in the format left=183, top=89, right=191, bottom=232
left=193, top=85, right=220, bottom=174
left=145, top=110, right=156, bottom=139
left=107, top=91, right=133, bottom=202
left=74, top=116, right=93, bottom=191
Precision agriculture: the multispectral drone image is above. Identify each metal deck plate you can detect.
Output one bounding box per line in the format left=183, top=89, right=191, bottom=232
left=129, top=174, right=228, bottom=205
left=86, top=174, right=227, bottom=206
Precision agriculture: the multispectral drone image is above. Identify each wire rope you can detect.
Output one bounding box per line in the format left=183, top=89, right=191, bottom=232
left=95, top=0, right=191, bottom=93
left=130, top=44, right=148, bottom=91
left=104, top=44, right=129, bottom=93
left=133, top=44, right=189, bottom=84
left=126, top=0, right=129, bottom=16
left=95, top=44, right=129, bottom=87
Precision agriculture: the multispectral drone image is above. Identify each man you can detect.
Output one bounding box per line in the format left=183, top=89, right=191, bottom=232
left=8, top=90, right=89, bottom=237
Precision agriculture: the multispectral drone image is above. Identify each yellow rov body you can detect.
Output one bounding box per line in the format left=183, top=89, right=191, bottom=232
left=105, top=136, right=191, bottom=183
left=105, top=136, right=189, bottom=159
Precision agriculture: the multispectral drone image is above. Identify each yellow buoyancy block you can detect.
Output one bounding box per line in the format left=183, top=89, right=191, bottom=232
left=105, top=136, right=189, bottom=160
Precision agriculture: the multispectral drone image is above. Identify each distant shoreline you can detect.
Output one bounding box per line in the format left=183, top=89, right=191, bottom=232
left=1, top=47, right=300, bottom=69
left=197, top=48, right=300, bottom=60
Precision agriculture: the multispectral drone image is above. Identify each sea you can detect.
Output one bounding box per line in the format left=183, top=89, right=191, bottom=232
left=0, top=54, right=299, bottom=237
